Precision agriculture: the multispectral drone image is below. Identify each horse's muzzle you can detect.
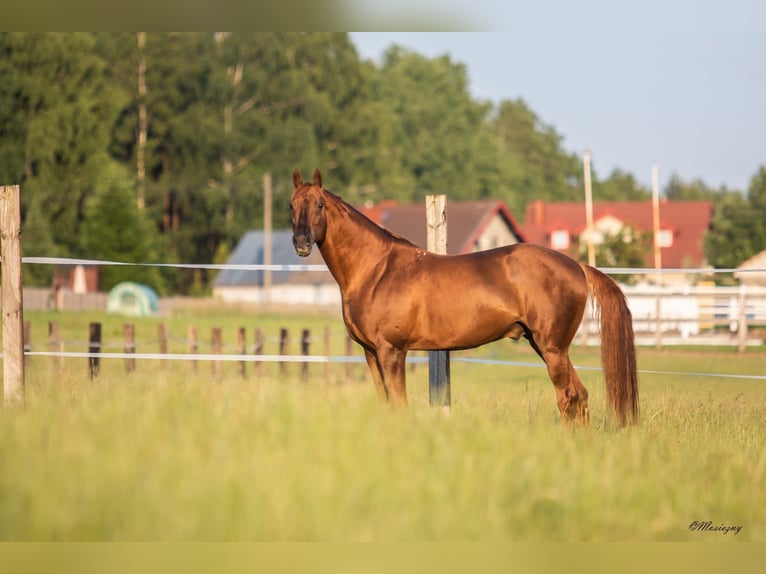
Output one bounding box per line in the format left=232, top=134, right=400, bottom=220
left=293, top=234, right=313, bottom=257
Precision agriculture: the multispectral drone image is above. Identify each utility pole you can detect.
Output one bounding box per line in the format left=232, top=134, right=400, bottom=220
left=583, top=150, right=595, bottom=266
left=652, top=164, right=663, bottom=347
left=651, top=164, right=662, bottom=279
left=263, top=172, right=273, bottom=305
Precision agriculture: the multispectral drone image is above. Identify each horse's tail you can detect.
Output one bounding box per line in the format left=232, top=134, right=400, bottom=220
left=579, top=263, right=639, bottom=426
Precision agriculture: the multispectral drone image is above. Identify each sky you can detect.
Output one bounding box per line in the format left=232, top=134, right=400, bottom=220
left=348, top=1, right=765, bottom=193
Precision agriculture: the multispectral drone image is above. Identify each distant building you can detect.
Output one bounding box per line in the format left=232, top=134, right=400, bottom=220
left=214, top=198, right=527, bottom=306
left=521, top=199, right=714, bottom=281
left=212, top=231, right=338, bottom=306
left=360, top=199, right=527, bottom=254
left=735, top=250, right=766, bottom=286
left=53, top=263, right=100, bottom=294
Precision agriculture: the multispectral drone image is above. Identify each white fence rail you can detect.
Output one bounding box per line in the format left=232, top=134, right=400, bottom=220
left=579, top=284, right=766, bottom=349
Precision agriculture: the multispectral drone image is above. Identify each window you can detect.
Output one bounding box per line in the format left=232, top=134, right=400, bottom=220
left=550, top=230, right=570, bottom=250
left=656, top=229, right=673, bottom=248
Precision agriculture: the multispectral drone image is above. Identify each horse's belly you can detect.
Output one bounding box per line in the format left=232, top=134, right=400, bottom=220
left=407, top=297, right=521, bottom=351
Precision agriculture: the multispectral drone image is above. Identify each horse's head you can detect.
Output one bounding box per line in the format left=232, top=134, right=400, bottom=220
left=290, top=168, right=328, bottom=257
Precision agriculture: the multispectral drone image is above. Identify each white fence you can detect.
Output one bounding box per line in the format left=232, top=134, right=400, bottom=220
left=579, top=284, right=766, bottom=349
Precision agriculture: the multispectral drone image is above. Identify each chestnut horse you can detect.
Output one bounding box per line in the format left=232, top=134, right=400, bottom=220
left=290, top=169, right=639, bottom=427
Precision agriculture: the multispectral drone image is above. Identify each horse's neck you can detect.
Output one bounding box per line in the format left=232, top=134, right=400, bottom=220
left=320, top=195, right=396, bottom=290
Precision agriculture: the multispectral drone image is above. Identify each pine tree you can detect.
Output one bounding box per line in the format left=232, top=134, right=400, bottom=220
left=81, top=165, right=165, bottom=293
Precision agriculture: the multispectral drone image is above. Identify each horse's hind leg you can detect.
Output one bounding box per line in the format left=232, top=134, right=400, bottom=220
left=565, top=358, right=590, bottom=427
left=540, top=347, right=590, bottom=428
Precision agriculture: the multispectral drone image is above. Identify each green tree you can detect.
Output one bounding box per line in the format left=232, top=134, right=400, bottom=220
left=330, top=59, right=413, bottom=203
left=703, top=166, right=766, bottom=275
left=0, top=33, right=127, bottom=255
left=9, top=32, right=759, bottom=296
left=98, top=33, right=380, bottom=292
left=81, top=166, right=166, bottom=293
left=594, top=169, right=650, bottom=201
left=588, top=226, right=652, bottom=284
left=20, top=194, right=60, bottom=286
left=493, top=98, right=581, bottom=217
left=704, top=191, right=759, bottom=272
left=741, top=165, right=766, bottom=257
left=371, top=46, right=496, bottom=200
left=664, top=173, right=722, bottom=200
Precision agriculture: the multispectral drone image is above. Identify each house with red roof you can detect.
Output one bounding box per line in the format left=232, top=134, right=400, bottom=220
left=522, top=199, right=714, bottom=280
left=361, top=199, right=527, bottom=254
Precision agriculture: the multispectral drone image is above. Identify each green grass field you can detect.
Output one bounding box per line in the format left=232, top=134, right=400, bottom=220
left=1, top=309, right=764, bottom=541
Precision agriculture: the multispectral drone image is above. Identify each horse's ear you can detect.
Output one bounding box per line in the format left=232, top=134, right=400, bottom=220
left=292, top=169, right=303, bottom=189
left=312, top=169, right=323, bottom=188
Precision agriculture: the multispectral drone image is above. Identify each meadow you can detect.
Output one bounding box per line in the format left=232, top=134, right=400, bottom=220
left=0, top=308, right=764, bottom=541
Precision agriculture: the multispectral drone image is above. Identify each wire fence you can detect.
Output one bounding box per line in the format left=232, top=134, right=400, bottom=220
left=8, top=255, right=766, bottom=384
left=14, top=254, right=766, bottom=275
left=15, top=319, right=766, bottom=383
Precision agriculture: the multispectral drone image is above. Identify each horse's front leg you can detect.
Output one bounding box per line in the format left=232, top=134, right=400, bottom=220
left=376, top=343, right=408, bottom=407
left=363, top=348, right=388, bottom=402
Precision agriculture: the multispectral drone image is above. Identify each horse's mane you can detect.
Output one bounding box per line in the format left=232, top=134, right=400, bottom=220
left=322, top=188, right=418, bottom=248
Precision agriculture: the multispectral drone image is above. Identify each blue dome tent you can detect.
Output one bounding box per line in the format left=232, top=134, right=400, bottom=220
left=107, top=282, right=159, bottom=317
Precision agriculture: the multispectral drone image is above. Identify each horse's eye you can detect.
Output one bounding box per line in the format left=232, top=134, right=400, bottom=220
left=317, top=201, right=324, bottom=209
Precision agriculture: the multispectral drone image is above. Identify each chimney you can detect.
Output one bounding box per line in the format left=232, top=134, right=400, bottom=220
left=532, top=199, right=544, bottom=226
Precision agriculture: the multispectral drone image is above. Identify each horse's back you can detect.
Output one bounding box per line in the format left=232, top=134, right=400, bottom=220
left=352, top=242, right=588, bottom=351
left=433, top=243, right=587, bottom=295
left=378, top=241, right=587, bottom=309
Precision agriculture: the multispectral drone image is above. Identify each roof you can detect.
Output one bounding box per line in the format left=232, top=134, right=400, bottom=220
left=214, top=231, right=332, bottom=287
left=522, top=200, right=714, bottom=268
left=360, top=199, right=527, bottom=255
left=737, top=249, right=766, bottom=271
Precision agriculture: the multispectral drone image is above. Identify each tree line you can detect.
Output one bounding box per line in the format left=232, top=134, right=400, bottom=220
left=1, top=32, right=764, bottom=293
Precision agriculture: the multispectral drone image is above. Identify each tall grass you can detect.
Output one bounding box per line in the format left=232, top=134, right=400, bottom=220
left=1, top=310, right=764, bottom=541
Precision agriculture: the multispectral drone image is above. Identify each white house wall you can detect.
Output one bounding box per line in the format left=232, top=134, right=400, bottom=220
left=472, top=215, right=520, bottom=251
left=213, top=284, right=341, bottom=306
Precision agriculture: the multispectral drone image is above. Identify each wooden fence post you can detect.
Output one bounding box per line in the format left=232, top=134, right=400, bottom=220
left=1, top=184, right=24, bottom=407
left=345, top=334, right=354, bottom=383
left=89, top=322, right=101, bottom=380
left=254, top=327, right=264, bottom=378
left=301, top=328, right=310, bottom=382
left=237, top=326, right=246, bottom=379
left=324, top=326, right=331, bottom=383
left=48, top=321, right=62, bottom=370
left=158, top=323, right=168, bottom=369
left=279, top=328, right=289, bottom=377
left=654, top=293, right=663, bottom=349
left=738, top=285, right=748, bottom=353
left=188, top=325, right=198, bottom=373
left=23, top=320, right=31, bottom=366
left=123, top=323, right=136, bottom=373
left=211, top=327, right=222, bottom=379
left=425, top=194, right=451, bottom=410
